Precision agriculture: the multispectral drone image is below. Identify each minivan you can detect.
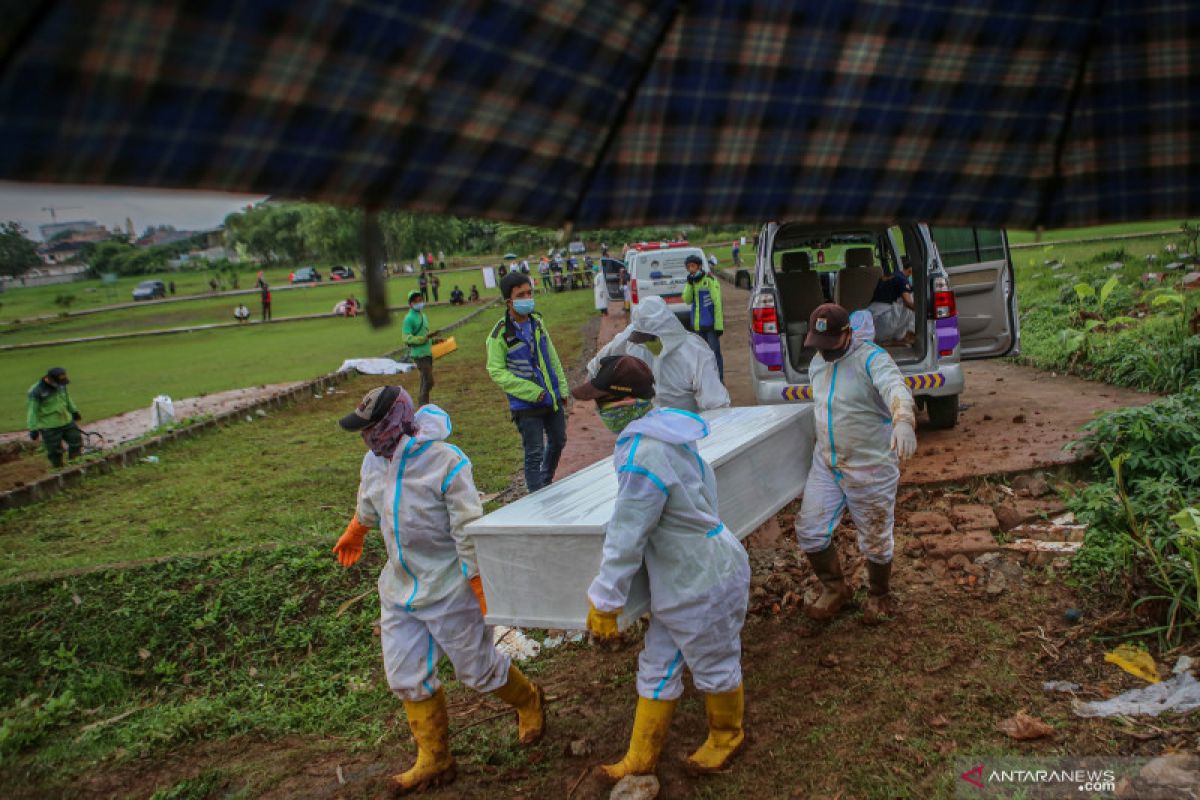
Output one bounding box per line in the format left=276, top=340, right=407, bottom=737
left=748, top=222, right=1018, bottom=428
left=623, top=241, right=708, bottom=326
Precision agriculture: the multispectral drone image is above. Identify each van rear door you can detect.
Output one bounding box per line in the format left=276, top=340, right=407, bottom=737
left=927, top=226, right=1019, bottom=358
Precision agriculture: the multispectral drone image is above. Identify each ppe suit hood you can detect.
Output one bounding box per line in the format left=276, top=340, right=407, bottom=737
left=621, top=407, right=710, bottom=445
left=412, top=405, right=453, bottom=442
left=632, top=296, right=689, bottom=352
left=850, top=310, right=876, bottom=344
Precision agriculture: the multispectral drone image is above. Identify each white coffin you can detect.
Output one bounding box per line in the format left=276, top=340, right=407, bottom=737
left=466, top=405, right=814, bottom=629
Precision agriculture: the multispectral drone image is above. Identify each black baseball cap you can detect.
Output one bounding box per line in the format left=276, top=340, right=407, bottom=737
left=339, top=385, right=402, bottom=431
left=571, top=355, right=655, bottom=402
left=685, top=254, right=703, bottom=266
left=46, top=367, right=68, bottom=384
left=805, top=303, right=851, bottom=348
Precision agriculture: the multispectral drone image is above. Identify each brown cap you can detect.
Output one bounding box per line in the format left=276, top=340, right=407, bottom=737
left=339, top=385, right=401, bottom=431
left=571, top=355, right=655, bottom=402
left=804, top=303, right=851, bottom=348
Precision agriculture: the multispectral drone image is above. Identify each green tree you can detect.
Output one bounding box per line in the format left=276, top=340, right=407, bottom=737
left=297, top=204, right=362, bottom=264
left=0, top=221, right=42, bottom=278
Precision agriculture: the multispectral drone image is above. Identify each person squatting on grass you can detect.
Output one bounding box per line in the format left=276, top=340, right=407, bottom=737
left=485, top=272, right=569, bottom=493
left=795, top=305, right=917, bottom=624
left=574, top=356, right=751, bottom=781
left=26, top=367, right=83, bottom=468
left=332, top=386, right=545, bottom=794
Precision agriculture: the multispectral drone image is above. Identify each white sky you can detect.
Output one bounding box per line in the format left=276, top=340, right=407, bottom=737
left=0, top=182, right=266, bottom=240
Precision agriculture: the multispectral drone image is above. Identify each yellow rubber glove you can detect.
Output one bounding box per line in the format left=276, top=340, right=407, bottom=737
left=586, top=600, right=622, bottom=644
left=469, top=575, right=488, bottom=616
left=332, top=516, right=370, bottom=567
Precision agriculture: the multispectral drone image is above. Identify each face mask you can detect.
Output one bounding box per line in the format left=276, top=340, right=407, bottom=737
left=644, top=339, right=663, bottom=356
left=596, top=397, right=653, bottom=434
left=820, top=345, right=849, bottom=362
left=411, top=303, right=424, bottom=312
left=512, top=298, right=536, bottom=315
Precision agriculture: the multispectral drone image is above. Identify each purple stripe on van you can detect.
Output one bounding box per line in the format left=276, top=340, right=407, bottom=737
left=936, top=317, right=960, bottom=354
left=751, top=331, right=783, bottom=368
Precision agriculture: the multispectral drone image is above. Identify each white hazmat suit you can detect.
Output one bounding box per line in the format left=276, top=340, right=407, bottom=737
left=588, top=296, right=730, bottom=413
left=588, top=408, right=750, bottom=700
left=355, top=405, right=510, bottom=701
left=795, top=313, right=915, bottom=563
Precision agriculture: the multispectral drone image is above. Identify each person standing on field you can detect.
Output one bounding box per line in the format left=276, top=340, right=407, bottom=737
left=485, top=272, right=569, bottom=493
left=27, top=367, right=82, bottom=468
left=404, top=291, right=436, bottom=407
left=260, top=282, right=272, bottom=322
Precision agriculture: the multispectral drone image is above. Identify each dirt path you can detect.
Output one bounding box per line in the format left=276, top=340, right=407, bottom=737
left=716, top=280, right=1156, bottom=484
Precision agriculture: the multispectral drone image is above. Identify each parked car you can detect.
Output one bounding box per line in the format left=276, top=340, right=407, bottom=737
left=131, top=280, right=166, bottom=301
left=748, top=222, right=1018, bottom=429
left=623, top=240, right=706, bottom=326
left=291, top=267, right=322, bottom=284
left=330, top=265, right=355, bottom=280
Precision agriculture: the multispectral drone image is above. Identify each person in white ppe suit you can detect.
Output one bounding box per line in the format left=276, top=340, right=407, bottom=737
left=795, top=304, right=917, bottom=625
left=332, top=386, right=545, bottom=794
left=573, top=355, right=751, bottom=781
left=587, top=295, right=730, bottom=413
left=593, top=258, right=609, bottom=315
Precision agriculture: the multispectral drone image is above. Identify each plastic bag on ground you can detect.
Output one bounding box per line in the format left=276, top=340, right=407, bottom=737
left=1074, top=657, right=1200, bottom=718
left=337, top=358, right=415, bottom=375
left=1104, top=643, right=1161, bottom=683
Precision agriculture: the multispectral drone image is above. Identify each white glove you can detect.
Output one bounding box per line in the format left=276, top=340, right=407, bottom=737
left=891, top=420, right=917, bottom=461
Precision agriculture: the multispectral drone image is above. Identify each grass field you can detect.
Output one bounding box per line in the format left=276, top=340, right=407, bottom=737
left=0, top=303, right=478, bottom=430
left=0, top=287, right=594, bottom=578
left=0, top=262, right=494, bottom=324
left=1007, top=219, right=1184, bottom=244
left=0, top=274, right=471, bottom=346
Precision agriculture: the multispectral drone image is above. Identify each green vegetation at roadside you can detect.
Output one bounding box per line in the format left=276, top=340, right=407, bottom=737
left=1067, top=386, right=1200, bottom=647
left=1013, top=226, right=1198, bottom=394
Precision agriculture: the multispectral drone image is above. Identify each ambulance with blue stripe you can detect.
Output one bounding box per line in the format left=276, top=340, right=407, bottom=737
left=748, top=223, right=1018, bottom=429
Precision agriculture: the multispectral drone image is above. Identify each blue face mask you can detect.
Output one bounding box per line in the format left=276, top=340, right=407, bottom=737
left=411, top=303, right=425, bottom=312
left=512, top=298, right=536, bottom=316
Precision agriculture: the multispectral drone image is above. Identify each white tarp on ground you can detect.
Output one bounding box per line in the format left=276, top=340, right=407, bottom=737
left=337, top=358, right=415, bottom=375
left=466, top=404, right=815, bottom=630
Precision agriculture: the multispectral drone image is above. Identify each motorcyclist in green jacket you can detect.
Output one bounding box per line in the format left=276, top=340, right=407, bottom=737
left=26, top=367, right=82, bottom=468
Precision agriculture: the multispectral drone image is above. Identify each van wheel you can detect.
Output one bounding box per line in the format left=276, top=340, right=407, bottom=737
left=925, top=395, right=959, bottom=429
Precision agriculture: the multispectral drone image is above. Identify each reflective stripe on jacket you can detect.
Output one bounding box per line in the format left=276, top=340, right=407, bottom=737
left=485, top=311, right=567, bottom=414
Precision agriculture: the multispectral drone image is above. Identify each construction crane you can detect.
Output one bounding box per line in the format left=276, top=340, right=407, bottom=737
left=41, top=205, right=82, bottom=222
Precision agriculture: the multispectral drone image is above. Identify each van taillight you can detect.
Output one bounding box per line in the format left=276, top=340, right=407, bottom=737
left=751, top=292, right=778, bottom=335
left=933, top=290, right=957, bottom=319
left=630, top=278, right=638, bottom=304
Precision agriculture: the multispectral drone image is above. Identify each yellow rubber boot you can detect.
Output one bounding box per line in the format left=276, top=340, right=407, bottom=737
left=491, top=664, right=546, bottom=745
left=685, top=684, right=745, bottom=774
left=598, top=696, right=677, bottom=783
left=392, top=688, right=455, bottom=795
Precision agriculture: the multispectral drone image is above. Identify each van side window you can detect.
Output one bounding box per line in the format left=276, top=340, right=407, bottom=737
left=931, top=227, right=1004, bottom=267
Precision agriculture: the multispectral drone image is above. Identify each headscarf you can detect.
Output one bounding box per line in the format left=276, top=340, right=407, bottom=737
left=362, top=387, right=417, bottom=459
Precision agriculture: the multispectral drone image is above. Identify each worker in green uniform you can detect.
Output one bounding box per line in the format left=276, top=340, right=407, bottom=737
left=403, top=290, right=436, bottom=407
left=26, top=367, right=82, bottom=468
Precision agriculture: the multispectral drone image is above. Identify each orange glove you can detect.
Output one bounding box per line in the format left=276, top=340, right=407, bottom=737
left=469, top=575, right=488, bottom=616
left=332, top=516, right=370, bottom=567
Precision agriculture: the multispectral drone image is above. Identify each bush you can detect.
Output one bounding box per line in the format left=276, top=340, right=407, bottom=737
left=1068, top=385, right=1200, bottom=644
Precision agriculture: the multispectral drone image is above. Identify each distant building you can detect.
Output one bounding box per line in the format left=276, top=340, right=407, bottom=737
left=39, top=219, right=104, bottom=241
